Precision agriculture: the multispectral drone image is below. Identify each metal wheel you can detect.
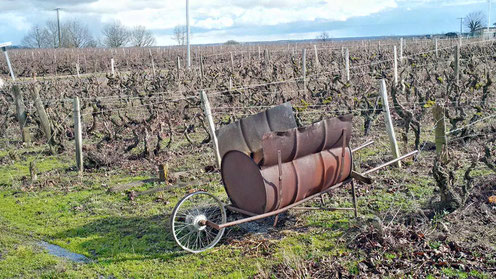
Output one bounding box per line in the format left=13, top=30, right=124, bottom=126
left=170, top=191, right=226, bottom=253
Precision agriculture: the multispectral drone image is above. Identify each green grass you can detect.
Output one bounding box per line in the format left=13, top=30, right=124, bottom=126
left=0, top=131, right=493, bottom=278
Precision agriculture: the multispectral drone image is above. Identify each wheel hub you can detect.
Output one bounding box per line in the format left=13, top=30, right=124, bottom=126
left=185, top=214, right=207, bottom=231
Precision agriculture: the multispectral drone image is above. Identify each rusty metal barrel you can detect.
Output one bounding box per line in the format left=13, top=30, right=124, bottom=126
left=222, top=147, right=352, bottom=214
left=216, top=102, right=297, bottom=163
left=220, top=106, right=353, bottom=215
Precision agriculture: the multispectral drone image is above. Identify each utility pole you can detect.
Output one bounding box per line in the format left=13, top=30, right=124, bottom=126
left=457, top=17, right=463, bottom=37
left=186, top=0, right=191, bottom=68
left=489, top=0, right=492, bottom=32
left=55, top=8, right=61, bottom=48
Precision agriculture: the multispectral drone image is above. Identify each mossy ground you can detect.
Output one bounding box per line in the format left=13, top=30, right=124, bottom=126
left=0, top=123, right=493, bottom=278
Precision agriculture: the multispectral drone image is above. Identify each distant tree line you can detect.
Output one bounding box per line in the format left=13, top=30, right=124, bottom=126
left=22, top=20, right=156, bottom=48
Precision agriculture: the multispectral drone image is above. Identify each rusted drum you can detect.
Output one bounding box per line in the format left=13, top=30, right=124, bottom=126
left=215, top=102, right=297, bottom=162
left=221, top=147, right=352, bottom=214
left=261, top=115, right=352, bottom=166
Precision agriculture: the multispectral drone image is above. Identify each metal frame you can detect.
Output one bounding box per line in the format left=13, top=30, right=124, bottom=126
left=201, top=141, right=418, bottom=231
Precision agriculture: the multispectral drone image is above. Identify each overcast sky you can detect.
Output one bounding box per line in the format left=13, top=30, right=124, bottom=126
left=0, top=0, right=492, bottom=46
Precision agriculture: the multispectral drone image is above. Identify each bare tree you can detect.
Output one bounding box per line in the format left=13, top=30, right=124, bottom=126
left=62, top=20, right=94, bottom=48
left=172, top=25, right=186, bottom=46
left=45, top=20, right=60, bottom=48
left=21, top=25, right=49, bottom=48
left=317, top=32, right=330, bottom=42
left=465, top=11, right=486, bottom=35
left=102, top=21, right=129, bottom=48
left=129, top=26, right=156, bottom=47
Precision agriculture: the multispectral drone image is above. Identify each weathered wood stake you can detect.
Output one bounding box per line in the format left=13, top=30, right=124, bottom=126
left=435, top=38, right=439, bottom=58
left=13, top=85, right=30, bottom=144
left=454, top=45, right=460, bottom=87
left=399, top=37, right=404, bottom=63
left=200, top=91, right=221, bottom=168
left=32, top=81, right=55, bottom=153
left=313, top=45, right=320, bottom=70
left=393, top=46, right=398, bottom=86
left=345, top=48, right=350, bottom=81
left=379, top=79, right=401, bottom=167
left=433, top=104, right=447, bottom=159
left=302, top=49, right=307, bottom=95
left=110, top=58, right=115, bottom=77
left=73, top=97, right=83, bottom=174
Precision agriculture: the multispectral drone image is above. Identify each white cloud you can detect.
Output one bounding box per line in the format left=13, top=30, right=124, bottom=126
left=1, top=0, right=490, bottom=45
left=55, top=0, right=399, bottom=30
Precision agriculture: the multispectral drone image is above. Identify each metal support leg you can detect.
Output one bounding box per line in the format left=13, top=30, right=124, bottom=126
left=351, top=180, right=358, bottom=218
left=273, top=214, right=279, bottom=227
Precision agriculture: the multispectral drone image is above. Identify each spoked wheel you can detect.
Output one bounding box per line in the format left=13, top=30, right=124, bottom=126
left=170, top=191, right=226, bottom=253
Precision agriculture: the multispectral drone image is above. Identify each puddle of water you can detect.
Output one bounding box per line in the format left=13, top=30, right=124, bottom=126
left=38, top=241, right=90, bottom=263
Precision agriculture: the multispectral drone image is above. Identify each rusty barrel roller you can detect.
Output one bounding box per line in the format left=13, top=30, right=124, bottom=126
left=219, top=103, right=353, bottom=215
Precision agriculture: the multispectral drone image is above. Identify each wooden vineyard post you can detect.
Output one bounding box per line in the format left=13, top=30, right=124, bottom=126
left=230, top=52, right=234, bottom=72
left=313, top=45, right=320, bottom=70
left=302, top=49, right=307, bottom=95
left=393, top=46, right=398, bottom=86
left=73, top=97, right=83, bottom=174
left=228, top=77, right=233, bottom=92
left=110, top=58, right=115, bottom=77
left=433, top=103, right=447, bottom=159
left=13, top=85, right=30, bottom=144
left=379, top=79, right=401, bottom=168
left=176, top=56, right=181, bottom=79
left=200, top=91, right=222, bottom=168
left=32, top=81, right=55, bottom=153
left=76, top=59, right=80, bottom=78
left=200, top=53, right=204, bottom=82
left=345, top=48, right=350, bottom=82
left=264, top=49, right=269, bottom=71
left=454, top=44, right=460, bottom=87
left=158, top=163, right=168, bottom=182
left=399, top=37, right=403, bottom=63
left=149, top=49, right=156, bottom=77
left=435, top=38, right=439, bottom=58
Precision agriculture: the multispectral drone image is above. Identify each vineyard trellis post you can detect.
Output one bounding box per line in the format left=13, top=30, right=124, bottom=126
left=264, top=49, right=269, bottom=71
left=302, top=48, right=307, bottom=95
left=379, top=79, right=401, bottom=167
left=400, top=38, right=404, bottom=63
left=393, top=46, right=398, bottom=86
left=73, top=97, right=83, bottom=174
left=314, top=45, right=320, bottom=70
left=433, top=103, right=447, bottom=158
left=176, top=56, right=181, bottom=80
left=32, top=81, right=55, bottom=154
left=76, top=56, right=80, bottom=78
left=345, top=48, right=350, bottom=81
left=13, top=85, right=30, bottom=144
left=200, top=91, right=222, bottom=168
left=200, top=53, right=204, bottom=82
left=435, top=38, right=439, bottom=58
left=111, top=58, right=115, bottom=77
left=230, top=52, right=234, bottom=72
left=455, top=44, right=460, bottom=87
left=149, top=49, right=156, bottom=77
